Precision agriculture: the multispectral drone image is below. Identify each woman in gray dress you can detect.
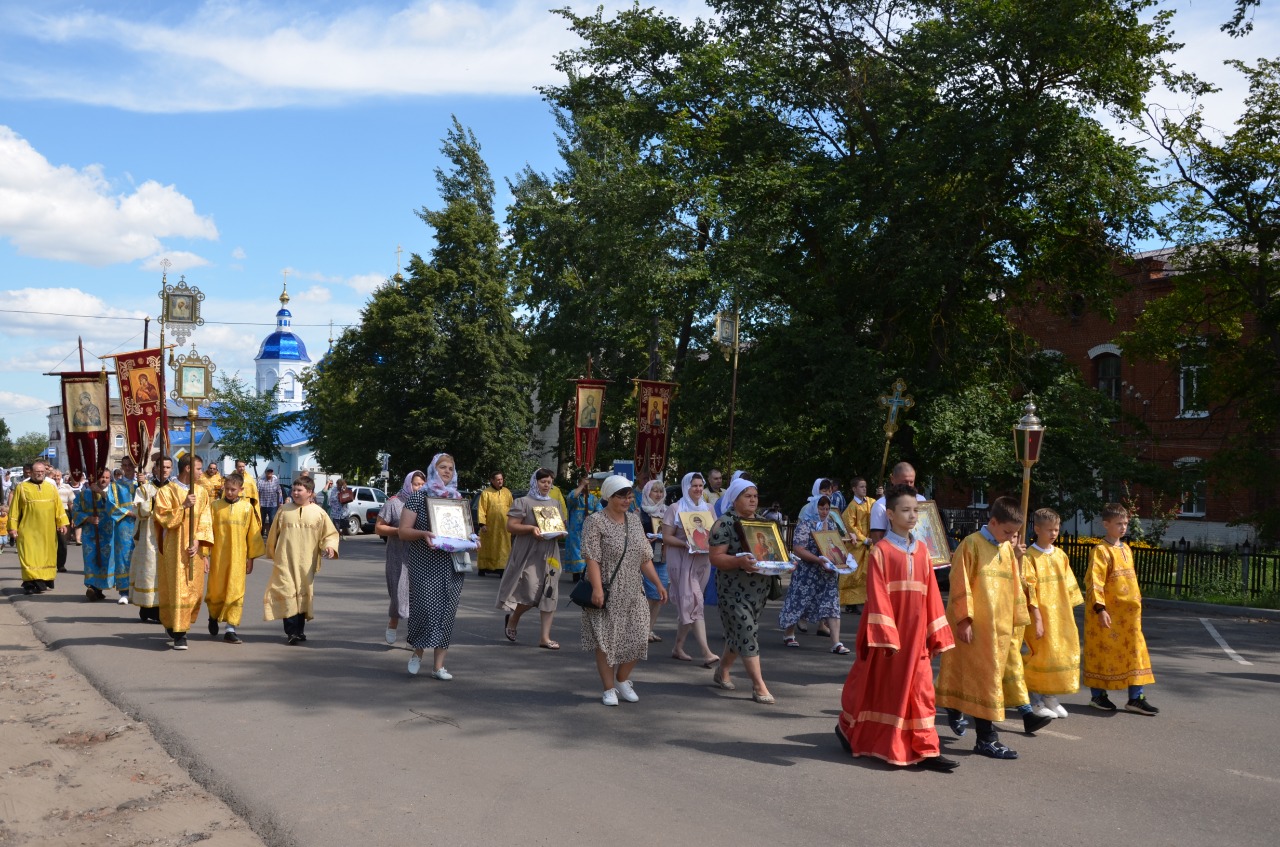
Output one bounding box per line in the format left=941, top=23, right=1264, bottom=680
left=376, top=469, right=424, bottom=645
left=580, top=475, right=668, bottom=706
left=708, top=476, right=776, bottom=704
left=496, top=468, right=566, bottom=649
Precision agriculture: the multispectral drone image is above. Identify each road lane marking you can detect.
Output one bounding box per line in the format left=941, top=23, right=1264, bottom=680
left=1199, top=618, right=1253, bottom=666
left=1225, top=769, right=1280, bottom=784
left=1037, top=729, right=1081, bottom=741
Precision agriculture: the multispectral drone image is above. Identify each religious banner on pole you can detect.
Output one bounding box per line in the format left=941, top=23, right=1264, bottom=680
left=111, top=347, right=167, bottom=467
left=573, top=378, right=609, bottom=470
left=634, top=379, right=676, bottom=481
left=60, top=372, right=111, bottom=476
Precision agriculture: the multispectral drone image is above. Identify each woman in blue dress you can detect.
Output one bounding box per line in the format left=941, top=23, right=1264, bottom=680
left=564, top=472, right=601, bottom=582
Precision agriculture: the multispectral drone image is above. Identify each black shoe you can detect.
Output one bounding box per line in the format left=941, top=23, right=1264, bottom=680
left=56, top=565, right=67, bottom=572
left=974, top=738, right=1018, bottom=759
left=1023, top=713, right=1053, bottom=734
left=916, top=755, right=959, bottom=772
left=208, top=618, right=219, bottom=637
left=296, top=633, right=307, bottom=642
left=41, top=580, right=55, bottom=591
left=1124, top=696, right=1159, bottom=716
left=139, top=607, right=149, bottom=621
left=1090, top=693, right=1118, bottom=712
left=286, top=634, right=302, bottom=646
left=947, top=709, right=969, bottom=737
left=22, top=582, right=35, bottom=595
left=223, top=631, right=243, bottom=645
left=834, top=724, right=851, bottom=755
left=172, top=634, right=189, bottom=650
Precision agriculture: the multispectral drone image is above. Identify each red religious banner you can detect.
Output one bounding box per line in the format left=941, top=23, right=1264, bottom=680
left=60, top=372, right=111, bottom=476
left=573, top=379, right=608, bottom=470
left=111, top=348, right=167, bottom=467
left=634, top=380, right=676, bottom=481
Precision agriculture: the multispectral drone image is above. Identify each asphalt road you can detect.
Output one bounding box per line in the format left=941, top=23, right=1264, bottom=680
left=5, top=534, right=1280, bottom=846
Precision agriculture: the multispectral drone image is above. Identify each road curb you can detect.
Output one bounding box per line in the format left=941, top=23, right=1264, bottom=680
left=1143, top=597, right=1280, bottom=621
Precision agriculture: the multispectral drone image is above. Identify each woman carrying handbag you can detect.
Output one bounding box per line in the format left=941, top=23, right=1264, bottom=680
left=577, top=475, right=668, bottom=706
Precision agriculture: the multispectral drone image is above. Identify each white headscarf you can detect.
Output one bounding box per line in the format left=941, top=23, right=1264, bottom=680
left=719, top=476, right=757, bottom=517
left=528, top=470, right=553, bottom=501
left=425, top=453, right=460, bottom=499
left=397, top=470, right=425, bottom=501
left=600, top=474, right=632, bottom=502
left=641, top=479, right=667, bottom=519
left=676, top=471, right=710, bottom=515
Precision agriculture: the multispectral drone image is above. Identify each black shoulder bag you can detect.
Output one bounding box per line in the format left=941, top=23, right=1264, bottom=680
left=569, top=515, right=630, bottom=610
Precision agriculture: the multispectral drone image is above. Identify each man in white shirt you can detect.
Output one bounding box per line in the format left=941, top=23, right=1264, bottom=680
left=868, top=462, right=927, bottom=543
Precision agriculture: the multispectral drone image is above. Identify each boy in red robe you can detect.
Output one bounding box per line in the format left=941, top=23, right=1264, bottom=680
left=836, top=484, right=957, bottom=771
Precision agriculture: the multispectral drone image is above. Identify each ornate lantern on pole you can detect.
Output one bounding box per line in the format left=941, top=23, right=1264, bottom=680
left=172, top=345, right=216, bottom=542
left=716, top=309, right=741, bottom=473
left=1012, top=396, right=1045, bottom=543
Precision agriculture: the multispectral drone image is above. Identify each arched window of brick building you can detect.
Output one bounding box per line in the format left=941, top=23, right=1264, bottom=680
left=1095, top=353, right=1121, bottom=402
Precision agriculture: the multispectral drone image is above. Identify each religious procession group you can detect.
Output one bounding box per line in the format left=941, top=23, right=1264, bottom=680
left=7, top=450, right=1158, bottom=772
left=5, top=455, right=336, bottom=649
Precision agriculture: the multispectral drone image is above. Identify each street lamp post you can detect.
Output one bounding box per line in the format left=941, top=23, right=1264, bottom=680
left=1012, top=396, right=1046, bottom=544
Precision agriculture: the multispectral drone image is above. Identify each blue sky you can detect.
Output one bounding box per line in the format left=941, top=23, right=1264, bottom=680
left=0, top=0, right=1275, bottom=439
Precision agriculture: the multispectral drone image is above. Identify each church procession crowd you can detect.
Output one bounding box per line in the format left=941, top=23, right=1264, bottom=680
left=5, top=450, right=1159, bottom=772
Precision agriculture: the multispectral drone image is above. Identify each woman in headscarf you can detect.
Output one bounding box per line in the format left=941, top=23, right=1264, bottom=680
left=496, top=468, right=566, bottom=649
left=376, top=469, right=425, bottom=645
left=564, top=472, right=601, bottom=582
left=780, top=495, right=848, bottom=653
left=707, top=476, right=776, bottom=703
left=398, top=454, right=467, bottom=679
left=799, top=477, right=847, bottom=532
left=639, top=479, right=670, bottom=644
left=662, top=472, right=719, bottom=666
left=580, top=475, right=666, bottom=706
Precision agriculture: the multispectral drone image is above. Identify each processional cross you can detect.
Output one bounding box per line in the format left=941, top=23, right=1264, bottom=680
left=877, top=378, right=914, bottom=484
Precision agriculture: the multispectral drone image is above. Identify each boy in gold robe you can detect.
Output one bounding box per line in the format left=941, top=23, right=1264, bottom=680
left=10, top=460, right=70, bottom=594
left=839, top=476, right=872, bottom=608
left=1083, top=503, right=1158, bottom=715
left=206, top=473, right=265, bottom=644
left=264, top=476, right=340, bottom=645
left=153, top=455, right=214, bottom=650
left=234, top=460, right=259, bottom=518
left=935, top=496, right=1051, bottom=759
left=1024, top=508, right=1084, bottom=719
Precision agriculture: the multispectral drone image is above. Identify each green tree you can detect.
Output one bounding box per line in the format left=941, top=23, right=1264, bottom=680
left=211, top=374, right=294, bottom=473
left=1124, top=57, right=1280, bottom=539
left=517, top=0, right=1172, bottom=506
left=0, top=424, right=50, bottom=467
left=303, top=118, right=533, bottom=486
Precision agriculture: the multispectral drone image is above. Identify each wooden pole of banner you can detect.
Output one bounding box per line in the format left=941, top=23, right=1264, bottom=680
left=726, top=308, right=740, bottom=474
left=78, top=337, right=85, bottom=370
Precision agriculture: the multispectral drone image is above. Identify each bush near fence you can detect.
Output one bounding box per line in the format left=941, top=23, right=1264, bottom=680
left=1058, top=539, right=1280, bottom=608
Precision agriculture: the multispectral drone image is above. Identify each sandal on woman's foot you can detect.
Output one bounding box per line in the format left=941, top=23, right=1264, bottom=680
left=671, top=652, right=693, bottom=662
left=711, top=670, right=736, bottom=691
left=538, top=641, right=560, bottom=650
left=700, top=656, right=720, bottom=668
left=830, top=642, right=851, bottom=655
left=783, top=635, right=800, bottom=648
left=647, top=632, right=662, bottom=643
left=795, top=623, right=809, bottom=633
left=752, top=691, right=776, bottom=705
left=816, top=627, right=832, bottom=638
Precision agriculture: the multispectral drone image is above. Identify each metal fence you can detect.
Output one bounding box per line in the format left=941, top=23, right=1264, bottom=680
left=1058, top=539, right=1280, bottom=602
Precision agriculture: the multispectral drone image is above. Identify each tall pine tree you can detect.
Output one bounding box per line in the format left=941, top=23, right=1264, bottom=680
left=303, top=118, right=533, bottom=486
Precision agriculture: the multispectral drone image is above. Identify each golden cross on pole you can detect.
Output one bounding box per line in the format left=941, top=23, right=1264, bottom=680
left=395, top=244, right=403, bottom=275
left=876, top=378, right=914, bottom=484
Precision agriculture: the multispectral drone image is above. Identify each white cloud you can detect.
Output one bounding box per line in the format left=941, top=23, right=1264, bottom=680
left=141, top=251, right=211, bottom=272
left=0, top=126, right=218, bottom=265
left=231, top=246, right=247, bottom=260
left=292, top=285, right=332, bottom=305
left=0, top=1, right=711, bottom=111
left=0, top=390, right=51, bottom=417
left=345, top=272, right=388, bottom=295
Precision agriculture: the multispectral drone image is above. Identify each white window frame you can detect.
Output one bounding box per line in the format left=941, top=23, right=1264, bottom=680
left=1177, top=340, right=1209, bottom=419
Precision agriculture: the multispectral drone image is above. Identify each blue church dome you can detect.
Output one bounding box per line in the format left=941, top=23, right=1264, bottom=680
left=255, top=300, right=312, bottom=363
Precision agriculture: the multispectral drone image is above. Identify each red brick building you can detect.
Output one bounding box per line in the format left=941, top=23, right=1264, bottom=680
left=1014, top=247, right=1264, bottom=546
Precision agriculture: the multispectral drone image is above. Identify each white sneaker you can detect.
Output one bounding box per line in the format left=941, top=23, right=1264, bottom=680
left=614, top=679, right=639, bottom=703
left=117, top=594, right=129, bottom=605
left=1043, top=695, right=1068, bottom=718
left=407, top=655, right=421, bottom=675
left=384, top=628, right=397, bottom=645
left=601, top=689, right=618, bottom=706
left=430, top=668, right=453, bottom=681
left=1031, top=704, right=1057, bottom=720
